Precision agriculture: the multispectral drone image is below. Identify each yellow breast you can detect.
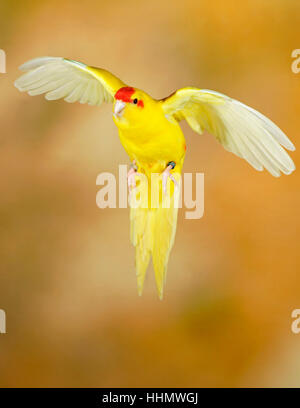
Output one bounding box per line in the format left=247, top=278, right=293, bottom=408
left=114, top=98, right=186, bottom=174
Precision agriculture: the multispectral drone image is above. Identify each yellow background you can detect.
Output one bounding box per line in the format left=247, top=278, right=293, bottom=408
left=0, top=0, right=299, bottom=387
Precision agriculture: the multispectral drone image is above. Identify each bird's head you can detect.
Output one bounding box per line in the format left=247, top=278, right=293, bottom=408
left=113, top=86, right=153, bottom=128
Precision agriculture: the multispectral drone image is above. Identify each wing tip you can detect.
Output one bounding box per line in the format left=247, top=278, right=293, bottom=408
left=264, top=163, right=296, bottom=177
left=14, top=79, right=22, bottom=90
left=287, top=144, right=296, bottom=152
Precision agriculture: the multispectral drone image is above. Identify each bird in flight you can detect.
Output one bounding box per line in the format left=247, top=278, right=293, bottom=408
left=15, top=57, right=296, bottom=299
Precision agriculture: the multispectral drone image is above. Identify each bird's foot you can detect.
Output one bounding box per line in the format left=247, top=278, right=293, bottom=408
left=127, top=160, right=140, bottom=191
left=162, top=161, right=178, bottom=194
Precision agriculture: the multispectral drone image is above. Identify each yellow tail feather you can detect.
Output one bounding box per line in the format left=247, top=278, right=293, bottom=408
left=130, top=174, right=180, bottom=298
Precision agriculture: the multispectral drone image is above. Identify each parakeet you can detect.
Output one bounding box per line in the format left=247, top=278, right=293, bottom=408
left=14, top=57, right=296, bottom=299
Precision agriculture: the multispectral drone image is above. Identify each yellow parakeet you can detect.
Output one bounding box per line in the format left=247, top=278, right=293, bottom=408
left=14, top=57, right=296, bottom=299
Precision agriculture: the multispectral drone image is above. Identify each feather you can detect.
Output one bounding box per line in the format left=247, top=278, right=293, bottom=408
left=162, top=87, right=295, bottom=176
left=15, top=56, right=127, bottom=107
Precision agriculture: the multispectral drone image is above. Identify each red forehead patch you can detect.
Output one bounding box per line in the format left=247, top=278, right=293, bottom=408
left=115, top=87, right=135, bottom=102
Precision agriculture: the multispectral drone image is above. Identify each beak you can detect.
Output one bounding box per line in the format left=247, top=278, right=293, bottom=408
left=114, top=100, right=126, bottom=117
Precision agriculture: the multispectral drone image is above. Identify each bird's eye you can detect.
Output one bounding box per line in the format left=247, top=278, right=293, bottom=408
left=133, top=98, right=138, bottom=104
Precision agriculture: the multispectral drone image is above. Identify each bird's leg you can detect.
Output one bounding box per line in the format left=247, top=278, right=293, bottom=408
left=162, top=161, right=178, bottom=194
left=127, top=160, right=139, bottom=191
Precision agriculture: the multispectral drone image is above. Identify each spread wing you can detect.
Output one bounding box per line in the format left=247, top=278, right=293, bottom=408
left=14, top=56, right=126, bottom=106
left=162, top=87, right=295, bottom=177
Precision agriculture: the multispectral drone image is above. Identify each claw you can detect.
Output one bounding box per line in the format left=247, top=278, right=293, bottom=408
left=128, top=167, right=137, bottom=190
left=127, top=160, right=141, bottom=194
left=162, top=164, right=178, bottom=195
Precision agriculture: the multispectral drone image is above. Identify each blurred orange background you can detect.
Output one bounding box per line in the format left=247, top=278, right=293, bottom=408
left=0, top=0, right=299, bottom=387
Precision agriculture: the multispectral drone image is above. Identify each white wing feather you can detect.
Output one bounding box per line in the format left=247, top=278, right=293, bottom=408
left=162, top=88, right=295, bottom=177
left=14, top=57, right=119, bottom=106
